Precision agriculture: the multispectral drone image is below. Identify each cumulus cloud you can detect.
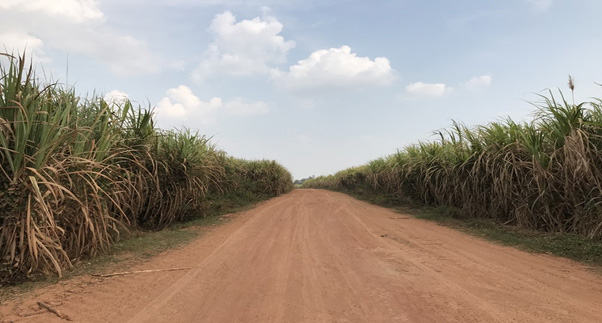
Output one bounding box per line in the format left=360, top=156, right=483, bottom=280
left=463, top=75, right=492, bottom=89
left=0, top=0, right=159, bottom=76
left=528, top=0, right=553, bottom=11
left=272, top=45, right=394, bottom=94
left=103, top=89, right=129, bottom=105
left=193, top=11, right=295, bottom=80
left=156, top=85, right=221, bottom=123
left=405, top=82, right=449, bottom=98
left=155, top=85, right=269, bottom=124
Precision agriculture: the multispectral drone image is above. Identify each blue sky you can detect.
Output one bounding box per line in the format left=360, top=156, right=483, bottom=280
left=1, top=0, right=601, bottom=179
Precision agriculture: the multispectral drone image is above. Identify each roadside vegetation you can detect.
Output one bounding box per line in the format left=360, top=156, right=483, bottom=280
left=304, top=77, right=602, bottom=262
left=0, top=54, right=293, bottom=284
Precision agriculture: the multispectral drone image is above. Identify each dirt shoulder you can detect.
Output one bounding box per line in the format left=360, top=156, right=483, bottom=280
left=1, top=189, right=601, bottom=322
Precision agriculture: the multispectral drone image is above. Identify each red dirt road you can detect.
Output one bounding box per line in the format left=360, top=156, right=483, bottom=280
left=2, top=189, right=602, bottom=322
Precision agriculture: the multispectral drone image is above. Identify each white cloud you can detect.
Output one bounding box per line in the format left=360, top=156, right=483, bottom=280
left=102, top=0, right=335, bottom=9
left=0, top=0, right=104, bottom=23
left=463, top=75, right=492, bottom=89
left=272, top=45, right=394, bottom=94
left=194, top=11, right=295, bottom=80
left=528, top=0, right=553, bottom=11
left=405, top=82, right=449, bottom=98
left=103, top=89, right=129, bottom=105
left=155, top=85, right=269, bottom=124
left=156, top=85, right=222, bottom=123
left=224, top=99, right=269, bottom=116
left=0, top=32, right=47, bottom=62
left=0, top=0, right=159, bottom=76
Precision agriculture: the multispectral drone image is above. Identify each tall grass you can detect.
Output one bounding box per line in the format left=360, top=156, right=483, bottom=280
left=305, top=81, right=602, bottom=240
left=0, top=54, right=293, bottom=284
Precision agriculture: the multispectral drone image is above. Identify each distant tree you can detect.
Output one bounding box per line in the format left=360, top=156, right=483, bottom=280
left=294, top=175, right=315, bottom=185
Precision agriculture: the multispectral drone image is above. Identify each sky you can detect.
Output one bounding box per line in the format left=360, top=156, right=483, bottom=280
left=1, top=0, right=602, bottom=179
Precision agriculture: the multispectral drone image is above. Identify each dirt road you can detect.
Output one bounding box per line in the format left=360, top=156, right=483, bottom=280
left=2, top=189, right=602, bottom=322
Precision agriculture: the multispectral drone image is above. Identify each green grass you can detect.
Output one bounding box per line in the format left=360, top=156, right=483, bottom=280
left=340, top=189, right=602, bottom=268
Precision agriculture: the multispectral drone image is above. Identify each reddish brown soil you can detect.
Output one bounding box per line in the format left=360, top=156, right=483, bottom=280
left=1, top=189, right=602, bottom=322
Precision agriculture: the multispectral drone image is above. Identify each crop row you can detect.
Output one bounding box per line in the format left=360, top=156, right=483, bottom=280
left=306, top=79, right=602, bottom=240
left=0, top=54, right=293, bottom=284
